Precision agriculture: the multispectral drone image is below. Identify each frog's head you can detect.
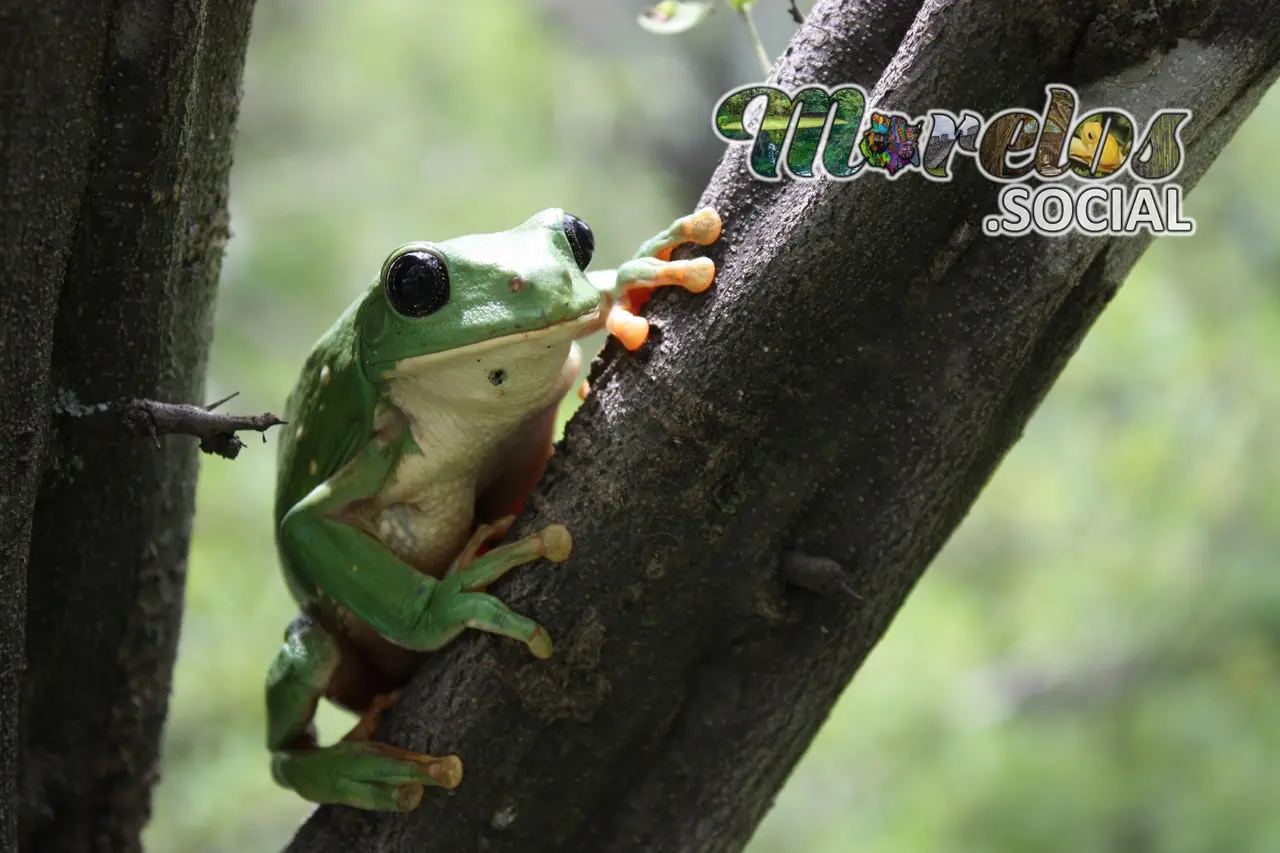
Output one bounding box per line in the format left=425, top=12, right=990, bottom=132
left=357, top=209, right=601, bottom=386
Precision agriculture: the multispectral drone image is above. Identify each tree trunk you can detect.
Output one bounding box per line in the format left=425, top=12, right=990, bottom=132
left=288, top=1, right=1280, bottom=852
left=0, top=3, right=257, bottom=852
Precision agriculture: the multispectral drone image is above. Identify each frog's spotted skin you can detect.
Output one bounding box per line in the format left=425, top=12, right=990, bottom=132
left=266, top=208, right=722, bottom=811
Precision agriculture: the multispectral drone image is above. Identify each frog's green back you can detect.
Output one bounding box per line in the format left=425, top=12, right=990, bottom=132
left=274, top=293, right=377, bottom=537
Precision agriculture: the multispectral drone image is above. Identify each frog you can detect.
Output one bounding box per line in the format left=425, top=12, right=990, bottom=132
left=266, top=206, right=723, bottom=812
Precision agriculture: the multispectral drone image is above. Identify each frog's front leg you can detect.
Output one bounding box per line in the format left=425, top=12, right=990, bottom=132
left=587, top=207, right=723, bottom=351
left=270, top=432, right=571, bottom=810
left=425, top=518, right=571, bottom=658
left=279, top=432, right=570, bottom=656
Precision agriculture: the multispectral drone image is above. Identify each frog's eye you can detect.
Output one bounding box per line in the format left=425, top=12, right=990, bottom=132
left=385, top=251, right=450, bottom=317
left=563, top=214, right=594, bottom=270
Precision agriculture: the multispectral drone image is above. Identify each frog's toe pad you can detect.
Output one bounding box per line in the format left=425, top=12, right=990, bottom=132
left=683, top=208, right=723, bottom=245
left=424, top=753, right=464, bottom=789
left=677, top=256, right=716, bottom=293
left=607, top=305, right=650, bottom=351
left=540, top=524, right=573, bottom=562
left=528, top=625, right=554, bottom=659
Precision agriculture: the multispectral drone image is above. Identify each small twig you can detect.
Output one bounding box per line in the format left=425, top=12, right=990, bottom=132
left=204, top=390, right=240, bottom=411
left=787, top=0, right=806, bottom=24
left=739, top=5, right=773, bottom=77
left=121, top=398, right=286, bottom=458
left=779, top=552, right=862, bottom=602
left=54, top=390, right=286, bottom=460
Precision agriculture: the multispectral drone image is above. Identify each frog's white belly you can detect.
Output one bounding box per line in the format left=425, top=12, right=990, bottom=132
left=373, top=470, right=476, bottom=574
left=370, top=405, right=524, bottom=574
left=368, top=332, right=583, bottom=575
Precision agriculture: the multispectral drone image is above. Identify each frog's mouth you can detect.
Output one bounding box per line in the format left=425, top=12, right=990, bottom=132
left=382, top=307, right=600, bottom=376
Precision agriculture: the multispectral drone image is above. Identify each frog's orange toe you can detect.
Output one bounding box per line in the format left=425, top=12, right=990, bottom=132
left=684, top=208, right=722, bottom=245
left=577, top=379, right=590, bottom=400
left=651, top=257, right=715, bottom=293
left=607, top=305, right=650, bottom=351
left=680, top=256, right=716, bottom=293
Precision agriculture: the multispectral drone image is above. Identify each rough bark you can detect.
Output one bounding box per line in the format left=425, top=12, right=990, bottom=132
left=0, top=3, right=257, bottom=852
left=0, top=5, right=82, bottom=846
left=288, top=1, right=1280, bottom=852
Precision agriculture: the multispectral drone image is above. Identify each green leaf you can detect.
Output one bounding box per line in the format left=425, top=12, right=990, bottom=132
left=637, top=0, right=715, bottom=34
left=727, top=0, right=756, bottom=12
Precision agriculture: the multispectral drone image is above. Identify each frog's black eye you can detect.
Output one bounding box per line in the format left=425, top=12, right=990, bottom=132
left=385, top=251, right=450, bottom=317
left=563, top=213, right=594, bottom=271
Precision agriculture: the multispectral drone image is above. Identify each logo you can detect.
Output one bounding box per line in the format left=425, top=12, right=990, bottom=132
left=713, top=84, right=1194, bottom=237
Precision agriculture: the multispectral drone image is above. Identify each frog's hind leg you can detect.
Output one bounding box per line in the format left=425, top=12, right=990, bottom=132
left=586, top=208, right=723, bottom=351
left=266, top=614, right=462, bottom=812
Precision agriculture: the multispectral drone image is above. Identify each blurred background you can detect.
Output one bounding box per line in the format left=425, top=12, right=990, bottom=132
left=142, top=2, right=1280, bottom=851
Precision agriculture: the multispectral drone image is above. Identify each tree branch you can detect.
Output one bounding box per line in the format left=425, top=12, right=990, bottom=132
left=290, top=1, right=1280, bottom=852
left=54, top=392, right=287, bottom=460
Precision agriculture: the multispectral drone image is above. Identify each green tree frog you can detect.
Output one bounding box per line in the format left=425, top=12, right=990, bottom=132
left=266, top=207, right=722, bottom=812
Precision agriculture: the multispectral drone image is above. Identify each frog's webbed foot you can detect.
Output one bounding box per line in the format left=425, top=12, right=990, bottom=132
left=273, top=739, right=463, bottom=812
left=267, top=617, right=461, bottom=811
left=422, top=523, right=573, bottom=660
left=591, top=208, right=723, bottom=351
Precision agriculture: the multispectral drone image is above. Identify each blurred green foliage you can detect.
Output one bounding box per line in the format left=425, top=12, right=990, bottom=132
left=143, top=2, right=1280, bottom=851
